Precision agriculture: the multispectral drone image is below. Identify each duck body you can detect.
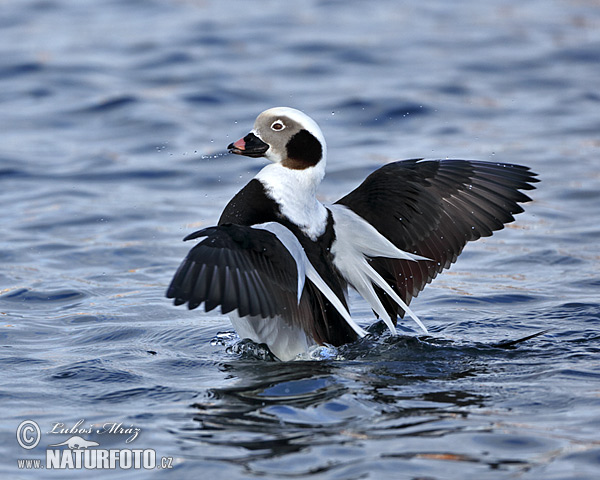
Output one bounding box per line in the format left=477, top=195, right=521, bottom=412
left=167, top=107, right=538, bottom=360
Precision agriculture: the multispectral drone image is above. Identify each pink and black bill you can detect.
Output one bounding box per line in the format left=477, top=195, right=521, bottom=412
left=228, top=133, right=269, bottom=158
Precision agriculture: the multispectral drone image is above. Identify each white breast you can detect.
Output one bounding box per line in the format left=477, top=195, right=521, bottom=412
left=256, top=163, right=328, bottom=240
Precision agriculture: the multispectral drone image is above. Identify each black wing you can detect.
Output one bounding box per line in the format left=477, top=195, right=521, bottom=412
left=335, top=159, right=538, bottom=319
left=166, top=224, right=300, bottom=318
left=166, top=223, right=358, bottom=346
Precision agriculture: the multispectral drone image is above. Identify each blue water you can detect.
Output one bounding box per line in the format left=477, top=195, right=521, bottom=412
left=1, top=0, right=599, bottom=478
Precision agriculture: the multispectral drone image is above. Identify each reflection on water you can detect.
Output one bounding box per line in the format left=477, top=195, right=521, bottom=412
left=187, top=337, right=503, bottom=473
left=176, top=331, right=579, bottom=477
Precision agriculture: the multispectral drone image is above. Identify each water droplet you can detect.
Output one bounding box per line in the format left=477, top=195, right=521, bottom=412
left=210, top=331, right=238, bottom=346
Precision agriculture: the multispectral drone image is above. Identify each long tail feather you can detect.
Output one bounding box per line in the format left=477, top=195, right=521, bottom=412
left=253, top=222, right=367, bottom=338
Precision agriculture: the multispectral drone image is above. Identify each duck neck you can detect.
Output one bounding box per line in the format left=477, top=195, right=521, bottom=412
left=255, top=161, right=328, bottom=241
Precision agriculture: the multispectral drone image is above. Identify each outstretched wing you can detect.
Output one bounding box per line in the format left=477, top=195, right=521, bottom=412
left=335, top=159, right=538, bottom=320
left=166, top=222, right=364, bottom=349
left=166, top=224, right=300, bottom=318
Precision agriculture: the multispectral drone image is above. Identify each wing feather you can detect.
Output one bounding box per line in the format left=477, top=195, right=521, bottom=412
left=335, top=159, right=538, bottom=321
left=167, top=222, right=365, bottom=349
left=167, top=224, right=299, bottom=319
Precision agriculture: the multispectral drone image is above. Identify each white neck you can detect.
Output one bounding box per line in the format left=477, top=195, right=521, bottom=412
left=255, top=162, right=328, bottom=241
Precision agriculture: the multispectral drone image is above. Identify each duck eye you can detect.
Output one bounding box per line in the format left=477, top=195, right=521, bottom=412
left=271, top=121, right=285, bottom=131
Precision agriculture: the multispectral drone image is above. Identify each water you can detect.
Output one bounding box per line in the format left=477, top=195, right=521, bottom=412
left=1, top=0, right=599, bottom=478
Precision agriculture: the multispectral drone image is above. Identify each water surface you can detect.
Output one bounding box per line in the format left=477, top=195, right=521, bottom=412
left=1, top=0, right=599, bottom=478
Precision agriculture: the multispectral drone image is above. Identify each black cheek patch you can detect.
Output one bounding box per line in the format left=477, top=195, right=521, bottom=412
left=285, top=129, right=322, bottom=169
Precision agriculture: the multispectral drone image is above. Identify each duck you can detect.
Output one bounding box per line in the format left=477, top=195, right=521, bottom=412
left=166, top=107, right=538, bottom=361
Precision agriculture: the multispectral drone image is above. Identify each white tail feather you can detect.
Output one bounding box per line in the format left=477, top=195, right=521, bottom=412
left=252, top=222, right=306, bottom=304
left=361, top=258, right=429, bottom=334
left=304, top=263, right=367, bottom=338
left=329, top=204, right=429, bottom=335
left=253, top=222, right=367, bottom=338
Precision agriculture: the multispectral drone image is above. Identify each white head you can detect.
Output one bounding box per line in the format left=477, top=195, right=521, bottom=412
left=228, top=107, right=327, bottom=170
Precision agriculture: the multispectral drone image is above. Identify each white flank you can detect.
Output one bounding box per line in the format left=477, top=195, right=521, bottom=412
left=228, top=312, right=315, bottom=362
left=328, top=204, right=430, bottom=334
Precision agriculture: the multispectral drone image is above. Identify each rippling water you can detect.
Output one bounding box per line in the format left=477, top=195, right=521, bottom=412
left=2, top=0, right=599, bottom=478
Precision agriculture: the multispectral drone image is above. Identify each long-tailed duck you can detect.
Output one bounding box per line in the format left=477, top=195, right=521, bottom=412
left=167, top=107, right=538, bottom=360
